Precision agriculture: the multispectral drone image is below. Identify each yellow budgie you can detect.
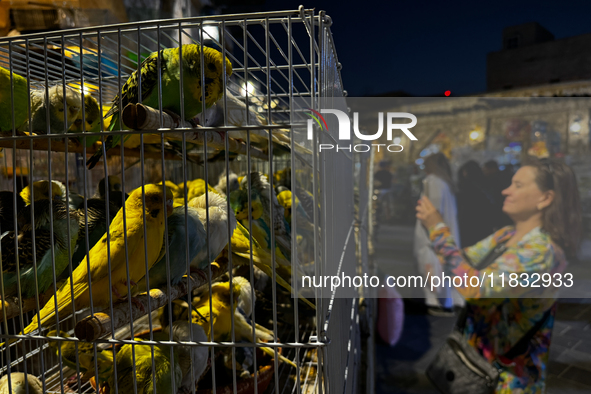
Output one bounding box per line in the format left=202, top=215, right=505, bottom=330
left=192, top=277, right=297, bottom=368
left=19, top=180, right=63, bottom=205
left=3, top=184, right=174, bottom=346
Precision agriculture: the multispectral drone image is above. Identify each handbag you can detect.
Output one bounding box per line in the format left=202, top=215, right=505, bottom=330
left=426, top=240, right=551, bottom=394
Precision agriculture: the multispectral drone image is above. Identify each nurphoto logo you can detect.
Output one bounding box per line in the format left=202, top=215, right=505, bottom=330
left=305, top=109, right=418, bottom=152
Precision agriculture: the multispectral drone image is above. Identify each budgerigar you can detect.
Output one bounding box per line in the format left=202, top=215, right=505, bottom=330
left=187, top=192, right=236, bottom=271
left=68, top=93, right=102, bottom=147
left=18, top=85, right=82, bottom=134
left=95, top=175, right=122, bottom=199
left=192, top=277, right=297, bottom=367
left=6, top=185, right=174, bottom=345
left=19, top=180, right=63, bottom=206
left=230, top=172, right=292, bottom=258
left=134, top=206, right=206, bottom=293
left=214, top=171, right=240, bottom=196
left=0, top=373, right=44, bottom=394
left=0, top=66, right=29, bottom=132
left=185, top=178, right=218, bottom=202
left=277, top=187, right=315, bottom=235
left=107, top=338, right=182, bottom=394
left=0, top=199, right=79, bottom=299
left=46, top=330, right=114, bottom=382
left=20, top=180, right=84, bottom=211
left=87, top=43, right=233, bottom=169
left=164, top=320, right=209, bottom=393
left=228, top=221, right=315, bottom=309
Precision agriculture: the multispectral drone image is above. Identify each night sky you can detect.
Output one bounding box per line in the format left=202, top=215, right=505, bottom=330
left=263, top=0, right=591, bottom=97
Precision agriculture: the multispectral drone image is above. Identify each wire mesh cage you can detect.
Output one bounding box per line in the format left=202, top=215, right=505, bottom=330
left=0, top=6, right=370, bottom=394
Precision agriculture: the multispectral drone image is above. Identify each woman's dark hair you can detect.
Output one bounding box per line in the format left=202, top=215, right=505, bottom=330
left=424, top=153, right=456, bottom=193
left=526, top=158, right=582, bottom=256
left=458, top=160, right=484, bottom=189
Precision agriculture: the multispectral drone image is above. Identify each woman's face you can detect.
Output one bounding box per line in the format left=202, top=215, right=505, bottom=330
left=501, top=166, right=551, bottom=221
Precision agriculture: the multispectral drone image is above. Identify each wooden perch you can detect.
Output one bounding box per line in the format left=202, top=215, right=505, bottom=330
left=0, top=133, right=188, bottom=161
left=0, top=288, right=54, bottom=322
left=122, top=103, right=269, bottom=161
left=74, top=261, right=227, bottom=342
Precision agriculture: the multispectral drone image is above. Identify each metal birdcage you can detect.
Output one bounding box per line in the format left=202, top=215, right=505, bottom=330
left=0, top=6, right=372, bottom=394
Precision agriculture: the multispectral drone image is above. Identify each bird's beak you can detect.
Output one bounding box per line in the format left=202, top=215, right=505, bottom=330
left=166, top=199, right=174, bottom=216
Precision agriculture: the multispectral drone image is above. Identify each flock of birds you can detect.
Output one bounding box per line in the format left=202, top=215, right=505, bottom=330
left=0, top=165, right=317, bottom=394
left=0, top=37, right=318, bottom=394
left=0, top=42, right=310, bottom=170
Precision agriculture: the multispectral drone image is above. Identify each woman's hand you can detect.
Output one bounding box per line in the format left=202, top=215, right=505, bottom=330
left=416, top=195, right=444, bottom=229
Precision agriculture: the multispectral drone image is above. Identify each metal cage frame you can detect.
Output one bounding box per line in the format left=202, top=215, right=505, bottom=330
left=0, top=6, right=372, bottom=394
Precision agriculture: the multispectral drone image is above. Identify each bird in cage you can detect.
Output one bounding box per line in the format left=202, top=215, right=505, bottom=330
left=227, top=222, right=315, bottom=309
left=0, top=198, right=79, bottom=299
left=229, top=172, right=292, bottom=260
left=95, top=175, right=122, bottom=199
left=46, top=330, right=114, bottom=383
left=106, top=338, right=183, bottom=394
left=67, top=92, right=102, bottom=145
left=18, top=84, right=82, bottom=135
left=185, top=178, right=218, bottom=202
left=0, top=372, right=44, bottom=394
left=276, top=187, right=315, bottom=235
left=4, top=185, right=174, bottom=346
left=0, top=66, right=29, bottom=133
left=214, top=170, right=240, bottom=196
left=0, top=191, right=26, bottom=232
left=186, top=191, right=237, bottom=273
left=163, top=320, right=210, bottom=393
left=157, top=180, right=183, bottom=204
left=19, top=180, right=63, bottom=205
left=86, top=43, right=233, bottom=170
left=134, top=205, right=206, bottom=293
left=191, top=277, right=297, bottom=367
left=20, top=179, right=85, bottom=211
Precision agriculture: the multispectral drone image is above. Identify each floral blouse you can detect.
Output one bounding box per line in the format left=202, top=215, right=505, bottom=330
left=429, top=224, right=567, bottom=394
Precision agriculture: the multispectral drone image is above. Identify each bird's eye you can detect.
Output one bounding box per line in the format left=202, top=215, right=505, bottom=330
left=58, top=108, right=64, bottom=112
left=207, top=63, right=217, bottom=72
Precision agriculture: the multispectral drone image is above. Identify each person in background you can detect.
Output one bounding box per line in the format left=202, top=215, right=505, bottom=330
left=457, top=160, right=497, bottom=247
left=374, top=160, right=393, bottom=190
left=416, top=158, right=582, bottom=393
left=374, top=160, right=394, bottom=222
left=414, top=152, right=463, bottom=315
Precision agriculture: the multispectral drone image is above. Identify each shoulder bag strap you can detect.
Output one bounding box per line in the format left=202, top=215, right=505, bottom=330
left=502, top=307, right=552, bottom=360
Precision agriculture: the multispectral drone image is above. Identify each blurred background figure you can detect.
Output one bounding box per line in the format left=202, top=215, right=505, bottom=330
left=456, top=160, right=497, bottom=247
left=374, top=160, right=394, bottom=223
left=414, top=153, right=463, bottom=315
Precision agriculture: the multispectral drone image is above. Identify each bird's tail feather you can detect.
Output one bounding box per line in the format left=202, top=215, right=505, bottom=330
left=260, top=345, right=297, bottom=368
left=233, top=251, right=315, bottom=310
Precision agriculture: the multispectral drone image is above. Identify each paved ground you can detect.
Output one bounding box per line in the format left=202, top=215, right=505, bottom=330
left=374, top=224, right=591, bottom=394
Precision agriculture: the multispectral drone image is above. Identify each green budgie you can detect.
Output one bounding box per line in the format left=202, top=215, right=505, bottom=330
left=19, top=85, right=82, bottom=134
left=68, top=92, right=102, bottom=147
left=87, top=43, right=233, bottom=169
left=0, top=66, right=28, bottom=132
left=0, top=199, right=79, bottom=299
left=106, top=337, right=183, bottom=394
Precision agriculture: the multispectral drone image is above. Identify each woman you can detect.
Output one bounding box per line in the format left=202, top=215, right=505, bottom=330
left=414, top=153, right=463, bottom=315
left=416, top=158, right=581, bottom=393
left=457, top=160, right=498, bottom=247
